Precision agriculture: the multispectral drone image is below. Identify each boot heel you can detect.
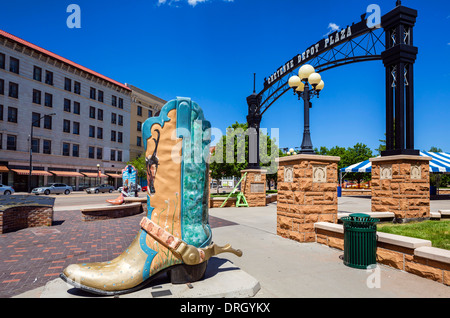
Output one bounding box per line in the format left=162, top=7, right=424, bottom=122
left=169, top=261, right=208, bottom=284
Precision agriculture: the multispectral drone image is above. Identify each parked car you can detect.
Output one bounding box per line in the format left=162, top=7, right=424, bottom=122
left=0, top=184, right=15, bottom=195
left=32, top=183, right=73, bottom=195
left=117, top=185, right=142, bottom=193
left=85, top=184, right=115, bottom=194
left=141, top=186, right=147, bottom=192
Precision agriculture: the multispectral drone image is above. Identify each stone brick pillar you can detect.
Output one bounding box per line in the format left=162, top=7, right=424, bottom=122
left=370, top=155, right=431, bottom=222
left=276, top=154, right=340, bottom=243
left=240, top=169, right=267, bottom=207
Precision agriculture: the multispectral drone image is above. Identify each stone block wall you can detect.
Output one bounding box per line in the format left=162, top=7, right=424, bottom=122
left=81, top=203, right=143, bottom=222
left=315, top=222, right=450, bottom=286
left=0, top=206, right=53, bottom=234
left=371, top=155, right=431, bottom=222
left=276, top=154, right=340, bottom=243
left=240, top=169, right=267, bottom=207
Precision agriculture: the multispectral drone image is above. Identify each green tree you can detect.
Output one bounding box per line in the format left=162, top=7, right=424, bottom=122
left=127, top=154, right=147, bottom=182
left=317, top=143, right=373, bottom=187
left=209, top=122, right=279, bottom=192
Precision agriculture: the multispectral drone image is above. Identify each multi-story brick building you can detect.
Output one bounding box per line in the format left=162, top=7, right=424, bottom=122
left=126, top=84, right=165, bottom=161
left=0, top=29, right=133, bottom=191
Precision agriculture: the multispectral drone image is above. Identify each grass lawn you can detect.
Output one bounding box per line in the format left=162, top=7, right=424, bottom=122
left=377, top=220, right=450, bottom=250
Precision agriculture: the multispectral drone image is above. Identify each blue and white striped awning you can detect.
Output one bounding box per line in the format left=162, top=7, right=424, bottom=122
left=340, top=152, right=450, bottom=173
left=341, top=159, right=372, bottom=173
left=421, top=151, right=450, bottom=173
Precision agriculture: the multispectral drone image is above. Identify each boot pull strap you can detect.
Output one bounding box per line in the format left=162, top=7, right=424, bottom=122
left=140, top=217, right=206, bottom=264
left=140, top=217, right=243, bottom=265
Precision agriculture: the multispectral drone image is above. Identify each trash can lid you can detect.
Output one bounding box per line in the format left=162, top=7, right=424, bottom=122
left=349, top=213, right=370, bottom=218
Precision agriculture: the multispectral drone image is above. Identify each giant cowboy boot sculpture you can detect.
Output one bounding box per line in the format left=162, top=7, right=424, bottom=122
left=61, top=98, right=242, bottom=295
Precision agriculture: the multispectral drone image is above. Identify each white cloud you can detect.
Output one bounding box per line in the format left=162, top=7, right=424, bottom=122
left=157, top=0, right=232, bottom=7
left=188, top=0, right=207, bottom=6
left=324, top=22, right=340, bottom=37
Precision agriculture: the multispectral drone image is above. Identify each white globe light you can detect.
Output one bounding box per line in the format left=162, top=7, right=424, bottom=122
left=289, top=148, right=294, bottom=153
left=298, top=64, right=315, bottom=81
left=295, top=81, right=305, bottom=92
left=315, top=80, right=325, bottom=91
left=308, top=72, right=322, bottom=86
left=288, top=75, right=301, bottom=88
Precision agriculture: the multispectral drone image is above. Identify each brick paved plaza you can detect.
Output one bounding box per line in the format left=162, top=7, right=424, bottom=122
left=0, top=209, right=234, bottom=298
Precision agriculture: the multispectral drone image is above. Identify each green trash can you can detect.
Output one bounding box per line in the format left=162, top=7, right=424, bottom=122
left=341, top=213, right=379, bottom=269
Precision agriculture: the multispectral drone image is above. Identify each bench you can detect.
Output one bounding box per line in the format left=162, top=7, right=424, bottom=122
left=81, top=202, right=143, bottom=222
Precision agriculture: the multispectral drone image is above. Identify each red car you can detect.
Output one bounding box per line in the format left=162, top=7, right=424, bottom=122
left=141, top=186, right=147, bottom=192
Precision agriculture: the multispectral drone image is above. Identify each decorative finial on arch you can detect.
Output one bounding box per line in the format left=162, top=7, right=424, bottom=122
left=396, top=0, right=402, bottom=6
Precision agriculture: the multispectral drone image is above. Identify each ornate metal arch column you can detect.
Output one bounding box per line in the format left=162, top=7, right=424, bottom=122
left=381, top=2, right=418, bottom=156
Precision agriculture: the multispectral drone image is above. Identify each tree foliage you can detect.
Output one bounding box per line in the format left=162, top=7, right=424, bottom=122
left=209, top=122, right=279, bottom=186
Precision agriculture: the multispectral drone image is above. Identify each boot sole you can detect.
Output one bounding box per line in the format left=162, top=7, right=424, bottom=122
left=59, top=261, right=208, bottom=296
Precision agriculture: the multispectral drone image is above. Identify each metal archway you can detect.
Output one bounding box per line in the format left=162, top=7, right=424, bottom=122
left=247, top=1, right=418, bottom=169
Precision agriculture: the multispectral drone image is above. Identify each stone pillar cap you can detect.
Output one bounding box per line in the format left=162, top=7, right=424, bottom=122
left=276, top=154, right=340, bottom=163
left=370, top=155, right=432, bottom=162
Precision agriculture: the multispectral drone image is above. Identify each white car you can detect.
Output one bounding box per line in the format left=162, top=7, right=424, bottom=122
left=0, top=184, right=15, bottom=195
left=32, top=183, right=73, bottom=195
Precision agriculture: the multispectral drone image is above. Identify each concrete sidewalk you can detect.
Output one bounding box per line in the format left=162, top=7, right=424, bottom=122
left=10, top=200, right=450, bottom=298
left=210, top=203, right=450, bottom=298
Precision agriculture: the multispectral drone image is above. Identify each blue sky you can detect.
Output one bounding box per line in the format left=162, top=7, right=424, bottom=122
left=0, top=0, right=449, bottom=154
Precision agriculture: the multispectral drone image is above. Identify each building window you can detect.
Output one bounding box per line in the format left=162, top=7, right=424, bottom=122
left=89, top=125, right=95, bottom=138
left=98, top=90, right=104, bottom=102
left=137, top=136, right=142, bottom=147
left=118, top=115, right=123, bottom=126
left=6, top=135, right=17, bottom=151
left=9, top=57, right=19, bottom=74
left=73, top=101, right=80, bottom=114
left=43, top=139, right=51, bottom=154
left=64, top=78, right=72, bottom=92
left=118, top=132, right=123, bottom=143
left=63, top=119, right=70, bottom=133
left=73, top=121, right=80, bottom=135
left=0, top=104, right=3, bottom=121
left=90, top=87, right=96, bottom=100
left=32, top=112, right=41, bottom=127
left=9, top=82, right=18, bottom=98
left=64, top=99, right=71, bottom=112
left=31, top=138, right=40, bottom=153
left=0, top=79, right=4, bottom=95
left=137, top=106, right=142, bottom=116
left=44, top=93, right=53, bottom=107
left=74, top=81, right=81, bottom=94
left=88, top=146, right=95, bottom=159
left=110, top=149, right=116, bottom=161
left=72, top=144, right=79, bottom=157
left=33, top=66, right=42, bottom=81
left=97, top=109, right=103, bottom=121
left=137, top=121, right=142, bottom=131
left=0, top=133, right=2, bottom=149
left=44, top=115, right=52, bottom=129
left=117, top=151, right=122, bottom=162
left=97, top=147, right=103, bottom=160
left=112, top=95, right=117, bottom=107
left=63, top=143, right=70, bottom=156
left=111, top=113, right=117, bottom=124
left=118, top=98, right=123, bottom=109
left=45, top=71, right=53, bottom=85
left=32, top=89, right=41, bottom=104
left=89, top=106, right=96, bottom=119
left=97, top=127, right=103, bottom=139
left=111, top=130, right=116, bottom=142
left=7, top=107, right=18, bottom=123
left=0, top=53, right=5, bottom=69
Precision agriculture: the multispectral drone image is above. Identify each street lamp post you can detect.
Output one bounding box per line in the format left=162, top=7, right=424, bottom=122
left=288, top=64, right=325, bottom=154
left=96, top=164, right=100, bottom=186
left=28, top=113, right=56, bottom=193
